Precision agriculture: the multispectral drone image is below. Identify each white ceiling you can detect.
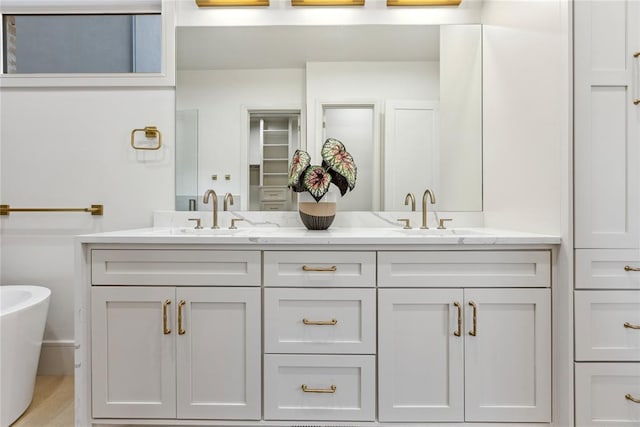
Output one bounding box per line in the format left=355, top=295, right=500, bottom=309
left=176, top=25, right=441, bottom=70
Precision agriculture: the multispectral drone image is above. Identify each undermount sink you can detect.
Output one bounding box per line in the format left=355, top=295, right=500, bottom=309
left=393, top=228, right=490, bottom=236
left=172, top=227, right=248, bottom=236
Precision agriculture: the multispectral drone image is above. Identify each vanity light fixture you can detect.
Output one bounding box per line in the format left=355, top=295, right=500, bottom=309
left=196, top=0, right=269, bottom=6
left=387, top=0, right=461, bottom=5
left=292, top=0, right=364, bottom=6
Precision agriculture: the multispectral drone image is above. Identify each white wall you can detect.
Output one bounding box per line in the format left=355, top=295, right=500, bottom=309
left=176, top=69, right=305, bottom=209
left=0, top=88, right=174, bottom=373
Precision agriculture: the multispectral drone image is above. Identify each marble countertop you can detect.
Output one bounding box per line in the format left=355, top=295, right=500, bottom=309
left=77, top=226, right=561, bottom=245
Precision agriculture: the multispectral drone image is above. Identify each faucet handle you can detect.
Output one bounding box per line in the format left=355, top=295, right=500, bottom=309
left=397, top=218, right=412, bottom=229
left=229, top=218, right=244, bottom=229
left=438, top=218, right=453, bottom=230
left=188, top=218, right=203, bottom=229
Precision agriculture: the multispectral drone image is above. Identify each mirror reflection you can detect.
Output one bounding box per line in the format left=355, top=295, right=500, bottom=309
left=175, top=24, right=482, bottom=212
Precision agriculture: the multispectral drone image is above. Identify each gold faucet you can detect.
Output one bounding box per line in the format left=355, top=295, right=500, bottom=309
left=223, top=193, right=234, bottom=211
left=404, top=193, right=416, bottom=211
left=202, top=189, right=219, bottom=229
left=421, top=189, right=436, bottom=229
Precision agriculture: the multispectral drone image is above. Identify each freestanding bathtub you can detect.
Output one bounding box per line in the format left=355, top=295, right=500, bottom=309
left=0, top=286, right=50, bottom=427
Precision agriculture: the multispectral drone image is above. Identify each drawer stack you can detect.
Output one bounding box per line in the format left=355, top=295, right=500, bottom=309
left=262, top=251, right=377, bottom=422
left=575, top=250, right=640, bottom=426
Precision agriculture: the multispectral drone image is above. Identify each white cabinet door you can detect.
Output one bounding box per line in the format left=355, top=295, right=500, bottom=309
left=91, top=286, right=176, bottom=419
left=574, top=0, right=640, bottom=248
left=464, top=288, right=551, bottom=422
left=176, top=287, right=261, bottom=420
left=378, top=289, right=464, bottom=422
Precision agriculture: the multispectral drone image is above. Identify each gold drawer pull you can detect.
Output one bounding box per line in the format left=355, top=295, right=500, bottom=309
left=303, top=318, right=338, bottom=325
left=468, top=301, right=478, bottom=336
left=626, top=393, right=640, bottom=403
left=635, top=99, right=640, bottom=106
left=624, top=265, right=640, bottom=271
left=624, top=322, right=640, bottom=329
left=453, top=302, right=462, bottom=337
left=301, top=384, right=337, bottom=393
left=162, top=299, right=171, bottom=335
left=178, top=300, right=186, bottom=335
left=302, top=265, right=337, bottom=272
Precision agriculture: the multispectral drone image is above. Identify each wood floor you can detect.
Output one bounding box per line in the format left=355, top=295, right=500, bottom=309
left=11, top=376, right=73, bottom=427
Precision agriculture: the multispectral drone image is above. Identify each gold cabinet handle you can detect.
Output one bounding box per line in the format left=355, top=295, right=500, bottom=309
left=634, top=100, right=640, bottom=106
left=624, top=322, right=640, bottom=329
left=302, top=265, right=337, bottom=272
left=468, top=301, right=478, bottom=336
left=162, top=299, right=171, bottom=335
left=453, top=302, right=462, bottom=337
left=626, top=393, right=640, bottom=403
left=624, top=265, right=640, bottom=271
left=302, top=318, right=338, bottom=325
left=178, top=300, right=186, bottom=335
left=301, top=384, right=337, bottom=393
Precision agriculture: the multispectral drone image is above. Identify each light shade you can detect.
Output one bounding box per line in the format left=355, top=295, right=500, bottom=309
left=196, top=0, right=269, bottom=6
left=292, top=0, right=364, bottom=5
left=387, top=0, right=461, bottom=5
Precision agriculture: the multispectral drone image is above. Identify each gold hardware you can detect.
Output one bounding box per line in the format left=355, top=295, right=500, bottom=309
left=626, top=393, right=640, bottom=403
left=203, top=189, right=219, bottom=229
left=397, top=218, right=412, bottom=229
left=162, top=299, right=171, bottom=335
left=229, top=218, right=244, bottom=229
left=131, top=126, right=162, bottom=151
left=293, top=0, right=363, bottom=5
left=388, top=0, right=461, bottom=5
left=301, top=384, right=337, bottom=393
left=212, top=175, right=218, bottom=181
left=224, top=193, right=234, bottom=211
left=225, top=174, right=231, bottom=181
left=634, top=52, right=640, bottom=58
left=302, top=265, right=337, bottom=272
left=188, top=218, right=203, bottom=229
left=624, top=265, right=640, bottom=272
left=438, top=218, right=453, bottom=230
left=0, top=204, right=103, bottom=216
left=178, top=300, right=186, bottom=335
left=453, top=302, right=462, bottom=337
left=196, top=0, right=269, bottom=6
left=302, top=318, right=338, bottom=325
left=421, top=189, right=436, bottom=229
left=634, top=99, right=640, bottom=105
left=404, top=193, right=416, bottom=211
left=624, top=322, right=640, bottom=329
left=469, top=301, right=477, bottom=336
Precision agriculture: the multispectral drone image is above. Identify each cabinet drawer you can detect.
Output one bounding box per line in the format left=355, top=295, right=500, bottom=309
left=576, top=249, right=640, bottom=289
left=264, top=288, right=376, bottom=354
left=261, top=187, right=287, bottom=201
left=575, top=363, right=640, bottom=426
left=263, top=251, right=376, bottom=287
left=263, top=354, right=375, bottom=421
left=378, top=250, right=550, bottom=287
left=575, top=291, right=640, bottom=361
left=91, top=250, right=261, bottom=286
left=261, top=202, right=287, bottom=211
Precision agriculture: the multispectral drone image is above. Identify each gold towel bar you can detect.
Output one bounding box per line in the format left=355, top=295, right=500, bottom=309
left=0, top=204, right=103, bottom=216
left=131, top=126, right=162, bottom=151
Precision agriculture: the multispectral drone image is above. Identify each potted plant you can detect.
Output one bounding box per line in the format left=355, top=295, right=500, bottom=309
left=288, top=138, right=357, bottom=230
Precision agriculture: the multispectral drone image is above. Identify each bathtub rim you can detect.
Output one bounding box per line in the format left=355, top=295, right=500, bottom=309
left=0, top=285, right=51, bottom=317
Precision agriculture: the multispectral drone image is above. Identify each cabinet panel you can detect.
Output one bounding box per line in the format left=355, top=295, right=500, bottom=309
left=378, top=289, right=464, bottom=422
left=464, top=288, right=551, bottom=422
left=263, top=354, right=375, bottom=421
left=92, top=250, right=261, bottom=286
left=575, top=290, right=640, bottom=361
left=91, top=287, right=176, bottom=419
left=264, top=288, right=375, bottom=354
left=378, top=251, right=550, bottom=288
left=576, top=363, right=640, bottom=426
left=263, top=251, right=376, bottom=287
left=576, top=249, right=640, bottom=289
left=176, top=287, right=261, bottom=420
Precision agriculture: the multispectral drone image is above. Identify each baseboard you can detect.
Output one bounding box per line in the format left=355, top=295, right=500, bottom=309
left=38, top=340, right=75, bottom=376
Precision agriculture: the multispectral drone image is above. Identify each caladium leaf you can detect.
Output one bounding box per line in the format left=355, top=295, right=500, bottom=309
left=321, top=138, right=357, bottom=191
left=288, top=149, right=311, bottom=192
left=303, top=165, right=332, bottom=202
left=322, top=160, right=349, bottom=196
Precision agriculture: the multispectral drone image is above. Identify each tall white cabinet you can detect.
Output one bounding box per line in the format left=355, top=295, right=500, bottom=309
left=574, top=1, right=640, bottom=425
